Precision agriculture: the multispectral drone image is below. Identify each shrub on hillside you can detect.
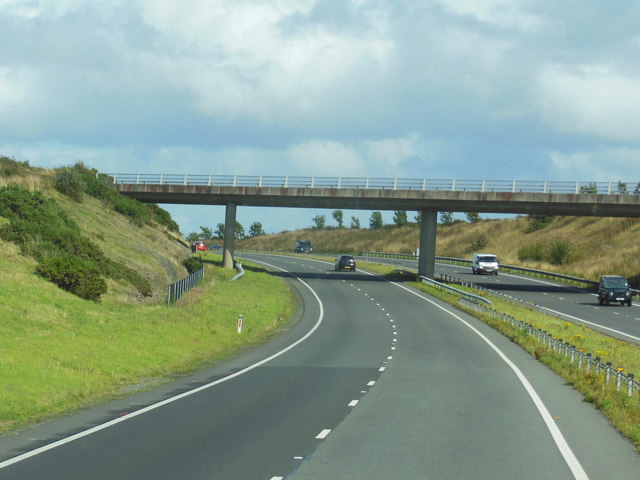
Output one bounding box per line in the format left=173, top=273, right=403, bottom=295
left=518, top=239, right=572, bottom=265
left=36, top=254, right=107, bottom=301
left=54, top=168, right=85, bottom=202
left=183, top=256, right=203, bottom=274
left=467, top=235, right=488, bottom=253
left=67, top=163, right=179, bottom=232
left=0, top=156, right=36, bottom=177
left=526, top=215, right=554, bottom=233
left=104, top=261, right=153, bottom=297
left=549, top=239, right=571, bottom=265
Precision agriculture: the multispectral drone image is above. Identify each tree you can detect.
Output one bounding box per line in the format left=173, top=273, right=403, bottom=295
left=465, top=212, right=481, bottom=223
left=350, top=216, right=360, bottom=229
left=332, top=209, right=344, bottom=228
left=369, top=211, right=383, bottom=229
left=248, top=221, right=265, bottom=237
left=235, top=221, right=245, bottom=239
left=199, top=226, right=213, bottom=240
left=186, top=231, right=200, bottom=242
left=215, top=223, right=225, bottom=238
left=393, top=210, right=408, bottom=226
left=439, top=211, right=454, bottom=225
left=617, top=181, right=628, bottom=194
left=414, top=211, right=422, bottom=224
left=579, top=183, right=597, bottom=194
left=311, top=214, right=326, bottom=230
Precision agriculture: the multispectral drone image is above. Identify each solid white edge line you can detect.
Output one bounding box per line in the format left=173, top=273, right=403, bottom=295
left=0, top=260, right=325, bottom=470
left=389, top=280, right=589, bottom=480
left=316, top=429, right=331, bottom=439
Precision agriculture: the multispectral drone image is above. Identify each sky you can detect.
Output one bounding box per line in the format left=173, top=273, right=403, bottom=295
left=1, top=0, right=639, bottom=235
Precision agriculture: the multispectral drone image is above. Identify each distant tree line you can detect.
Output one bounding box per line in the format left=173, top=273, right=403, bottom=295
left=186, top=221, right=265, bottom=242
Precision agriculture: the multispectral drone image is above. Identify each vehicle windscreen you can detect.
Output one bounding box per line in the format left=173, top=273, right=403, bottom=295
left=604, top=277, right=628, bottom=288
left=479, top=256, right=496, bottom=263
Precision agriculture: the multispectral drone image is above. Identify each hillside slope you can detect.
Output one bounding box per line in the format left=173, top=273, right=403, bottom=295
left=0, top=159, right=190, bottom=303
left=237, top=215, right=640, bottom=285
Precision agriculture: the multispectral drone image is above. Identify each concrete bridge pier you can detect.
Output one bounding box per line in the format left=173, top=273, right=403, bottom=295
left=223, top=203, right=236, bottom=269
left=418, top=208, right=437, bottom=278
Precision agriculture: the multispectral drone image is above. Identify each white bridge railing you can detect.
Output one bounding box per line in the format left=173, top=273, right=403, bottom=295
left=107, top=173, right=639, bottom=195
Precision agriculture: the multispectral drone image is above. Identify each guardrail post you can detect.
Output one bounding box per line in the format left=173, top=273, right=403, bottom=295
left=570, top=345, right=575, bottom=363
left=184, top=174, right=188, bottom=185
left=628, top=374, right=635, bottom=397
left=578, top=349, right=584, bottom=368
left=617, top=368, right=624, bottom=390
left=451, top=179, right=456, bottom=191
left=586, top=353, right=592, bottom=372
left=136, top=173, right=140, bottom=184
left=160, top=174, right=164, bottom=185
left=606, top=362, right=612, bottom=383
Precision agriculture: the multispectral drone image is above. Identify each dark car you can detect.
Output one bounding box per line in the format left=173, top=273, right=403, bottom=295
left=335, top=255, right=356, bottom=271
left=598, top=275, right=632, bottom=306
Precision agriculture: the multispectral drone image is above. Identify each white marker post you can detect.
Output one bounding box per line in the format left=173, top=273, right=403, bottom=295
left=237, top=314, right=243, bottom=333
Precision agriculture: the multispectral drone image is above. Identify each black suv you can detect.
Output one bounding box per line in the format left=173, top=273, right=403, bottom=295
left=335, top=255, right=356, bottom=271
left=597, top=275, right=632, bottom=306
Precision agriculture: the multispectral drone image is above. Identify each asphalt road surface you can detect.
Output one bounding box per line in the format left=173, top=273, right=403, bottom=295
left=0, top=253, right=639, bottom=479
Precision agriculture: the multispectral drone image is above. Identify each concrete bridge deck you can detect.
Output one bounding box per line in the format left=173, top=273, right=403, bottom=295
left=109, top=174, right=640, bottom=275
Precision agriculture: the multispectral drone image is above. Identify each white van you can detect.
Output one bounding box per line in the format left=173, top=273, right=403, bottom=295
left=472, top=253, right=499, bottom=275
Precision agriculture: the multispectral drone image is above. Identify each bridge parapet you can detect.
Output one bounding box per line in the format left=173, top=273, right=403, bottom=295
left=107, top=173, right=639, bottom=196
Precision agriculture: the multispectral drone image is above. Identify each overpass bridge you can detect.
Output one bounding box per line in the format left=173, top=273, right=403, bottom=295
left=109, top=174, right=640, bottom=276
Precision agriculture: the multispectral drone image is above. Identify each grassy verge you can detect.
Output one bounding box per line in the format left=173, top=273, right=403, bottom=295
left=0, top=252, right=294, bottom=435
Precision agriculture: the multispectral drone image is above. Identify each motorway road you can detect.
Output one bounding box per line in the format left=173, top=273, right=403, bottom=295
left=363, top=256, right=640, bottom=345
left=1, top=253, right=639, bottom=479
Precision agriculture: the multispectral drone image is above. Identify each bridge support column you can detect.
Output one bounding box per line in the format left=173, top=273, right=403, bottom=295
left=418, top=209, right=437, bottom=278
left=223, top=203, right=236, bottom=269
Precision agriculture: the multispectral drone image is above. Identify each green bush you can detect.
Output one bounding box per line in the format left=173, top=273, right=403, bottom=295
left=549, top=239, right=571, bottom=265
left=54, top=168, right=86, bottom=202
left=183, top=256, right=203, bottom=274
left=36, top=254, right=107, bottom=301
left=104, top=261, right=153, bottom=297
left=518, top=239, right=571, bottom=265
left=467, top=235, right=488, bottom=253
left=526, top=215, right=554, bottom=233
left=518, top=242, right=546, bottom=262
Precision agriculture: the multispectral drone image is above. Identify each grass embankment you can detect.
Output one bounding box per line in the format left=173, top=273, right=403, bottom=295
left=0, top=251, right=294, bottom=435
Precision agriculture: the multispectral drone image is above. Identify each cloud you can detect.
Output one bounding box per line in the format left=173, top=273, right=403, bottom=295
left=549, top=148, right=640, bottom=183
left=536, top=65, right=640, bottom=144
